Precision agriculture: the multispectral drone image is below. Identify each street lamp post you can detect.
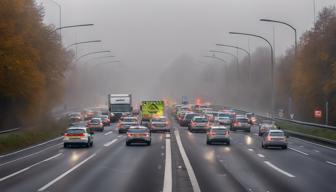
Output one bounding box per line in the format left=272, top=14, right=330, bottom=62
left=54, top=24, right=94, bottom=32
left=260, top=19, right=297, bottom=55
left=75, top=50, right=112, bottom=62
left=47, top=0, right=62, bottom=40
left=66, top=40, right=102, bottom=49
left=229, top=32, right=274, bottom=118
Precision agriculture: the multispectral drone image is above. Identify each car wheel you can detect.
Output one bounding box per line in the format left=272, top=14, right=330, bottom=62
left=63, top=143, right=68, bottom=148
left=261, top=142, right=265, bottom=148
left=126, top=142, right=130, bottom=146
left=227, top=141, right=230, bottom=145
left=90, top=142, right=93, bottom=147
left=258, top=132, right=262, bottom=136
left=282, top=145, right=287, bottom=150
left=206, top=140, right=211, bottom=145
left=118, top=130, right=122, bottom=134
left=147, top=141, right=151, bottom=146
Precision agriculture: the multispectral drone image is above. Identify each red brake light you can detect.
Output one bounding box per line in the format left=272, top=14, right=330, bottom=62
left=208, top=131, right=216, bottom=136
left=267, top=136, right=272, bottom=141
left=127, top=133, right=132, bottom=137
left=64, top=133, right=69, bottom=136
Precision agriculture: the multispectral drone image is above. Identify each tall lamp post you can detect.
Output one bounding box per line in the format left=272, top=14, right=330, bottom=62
left=229, top=32, right=274, bottom=118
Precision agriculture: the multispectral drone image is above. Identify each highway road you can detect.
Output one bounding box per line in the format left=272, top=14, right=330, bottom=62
left=1, top=113, right=336, bottom=192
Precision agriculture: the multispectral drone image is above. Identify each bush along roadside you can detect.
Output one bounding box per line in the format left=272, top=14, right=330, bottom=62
left=0, top=118, right=69, bottom=155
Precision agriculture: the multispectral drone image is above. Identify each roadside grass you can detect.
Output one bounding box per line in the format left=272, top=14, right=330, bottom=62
left=0, top=118, right=68, bottom=155
left=276, top=120, right=336, bottom=141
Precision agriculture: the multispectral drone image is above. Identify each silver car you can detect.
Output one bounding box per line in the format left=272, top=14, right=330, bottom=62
left=258, top=120, right=277, bottom=136
left=231, top=117, right=251, bottom=132
left=262, top=130, right=288, bottom=149
left=126, top=126, right=151, bottom=146
left=149, top=116, right=170, bottom=132
left=206, top=126, right=230, bottom=145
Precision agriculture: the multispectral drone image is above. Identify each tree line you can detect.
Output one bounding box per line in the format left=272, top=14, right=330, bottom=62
left=0, top=0, right=72, bottom=128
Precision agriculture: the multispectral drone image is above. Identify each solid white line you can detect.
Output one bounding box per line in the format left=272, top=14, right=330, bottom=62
left=104, top=131, right=113, bottom=136
left=117, top=135, right=122, bottom=138
left=0, top=153, right=62, bottom=182
left=264, top=161, right=295, bottom=178
left=163, top=138, right=172, bottom=192
left=248, top=148, right=254, bottom=152
left=257, top=154, right=265, bottom=158
left=326, top=161, right=336, bottom=166
left=0, top=143, right=62, bottom=167
left=174, top=130, right=201, bottom=192
left=0, top=137, right=63, bottom=158
left=38, top=153, right=96, bottom=191
left=103, top=139, right=118, bottom=147
left=291, top=137, right=336, bottom=151
left=289, top=147, right=309, bottom=156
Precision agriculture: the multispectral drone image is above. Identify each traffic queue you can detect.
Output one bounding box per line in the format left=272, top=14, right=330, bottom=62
left=62, top=98, right=288, bottom=150
left=173, top=103, right=288, bottom=149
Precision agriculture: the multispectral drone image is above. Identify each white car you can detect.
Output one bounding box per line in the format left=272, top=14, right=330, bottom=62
left=63, top=127, right=94, bottom=148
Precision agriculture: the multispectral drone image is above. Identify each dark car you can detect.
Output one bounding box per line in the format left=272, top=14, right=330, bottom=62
left=179, top=112, right=198, bottom=127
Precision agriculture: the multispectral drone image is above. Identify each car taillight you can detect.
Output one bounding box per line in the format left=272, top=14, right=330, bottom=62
left=234, top=122, right=239, bottom=126
left=64, top=133, right=69, bottom=137
left=191, top=122, right=196, bottom=126
left=267, top=136, right=272, bottom=141
left=145, top=133, right=150, bottom=137
left=208, top=131, right=216, bottom=136
left=127, top=133, right=132, bottom=137
left=225, top=131, right=230, bottom=135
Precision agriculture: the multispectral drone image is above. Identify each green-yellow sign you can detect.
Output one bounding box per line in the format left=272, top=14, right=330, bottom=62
left=141, top=101, right=164, bottom=118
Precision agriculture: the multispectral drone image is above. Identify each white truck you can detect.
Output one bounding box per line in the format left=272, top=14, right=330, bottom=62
left=108, top=94, right=132, bottom=122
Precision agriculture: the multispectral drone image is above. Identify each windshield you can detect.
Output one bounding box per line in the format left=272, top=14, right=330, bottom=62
left=185, top=114, right=197, bottom=120
left=152, top=118, right=167, bottom=122
left=122, top=118, right=137, bottom=122
left=237, top=118, right=249, bottom=123
left=193, top=118, right=208, bottom=122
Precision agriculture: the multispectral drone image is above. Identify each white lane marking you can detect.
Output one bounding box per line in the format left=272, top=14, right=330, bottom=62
left=104, top=131, right=113, bottom=136
left=264, top=161, right=295, bottom=178
left=38, top=153, right=96, bottom=191
left=291, top=137, right=336, bottom=151
left=248, top=148, right=254, bottom=152
left=174, top=130, right=201, bottom=192
left=166, top=134, right=171, bottom=138
left=163, top=137, right=172, bottom=192
left=326, top=161, right=336, bottom=166
left=257, top=154, right=265, bottom=158
left=117, top=135, right=122, bottom=138
left=0, top=137, right=62, bottom=158
left=103, top=139, right=118, bottom=147
left=0, top=153, right=62, bottom=182
left=289, top=147, right=309, bottom=156
left=0, top=143, right=62, bottom=167
left=314, top=150, right=320, bottom=153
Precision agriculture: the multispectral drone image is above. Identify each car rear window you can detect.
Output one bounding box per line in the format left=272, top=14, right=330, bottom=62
left=218, top=113, right=230, bottom=118
left=90, top=119, right=100, bottom=124
left=237, top=118, right=249, bottom=123
left=213, top=129, right=227, bottom=134
left=194, top=118, right=208, bottom=122
left=270, top=132, right=284, bottom=136
left=67, top=129, right=85, bottom=134
left=185, top=114, right=197, bottom=120
left=152, top=118, right=167, bottom=122
left=128, top=128, right=148, bottom=133
left=123, top=118, right=137, bottom=122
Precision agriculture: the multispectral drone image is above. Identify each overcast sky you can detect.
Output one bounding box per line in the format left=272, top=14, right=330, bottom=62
left=38, top=0, right=336, bottom=66
left=35, top=0, right=336, bottom=104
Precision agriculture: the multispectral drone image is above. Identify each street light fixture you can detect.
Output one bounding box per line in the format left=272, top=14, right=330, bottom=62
left=46, top=0, right=62, bottom=39
left=260, top=19, right=297, bottom=55
left=229, top=31, right=274, bottom=118
left=54, top=24, right=94, bottom=32
left=66, top=40, right=102, bottom=49
left=75, top=50, right=112, bottom=62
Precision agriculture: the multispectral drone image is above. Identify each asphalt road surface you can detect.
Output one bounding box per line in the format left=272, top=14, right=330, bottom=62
left=1, top=114, right=336, bottom=192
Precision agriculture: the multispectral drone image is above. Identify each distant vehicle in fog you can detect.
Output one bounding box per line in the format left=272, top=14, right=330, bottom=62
left=188, top=116, right=210, bottom=132
left=87, top=118, right=104, bottom=132
left=206, top=126, right=230, bottom=145
left=261, top=130, right=288, bottom=149
left=108, top=94, right=132, bottom=122
left=126, top=126, right=151, bottom=146
left=231, top=117, right=251, bottom=132
left=149, top=116, right=170, bottom=132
